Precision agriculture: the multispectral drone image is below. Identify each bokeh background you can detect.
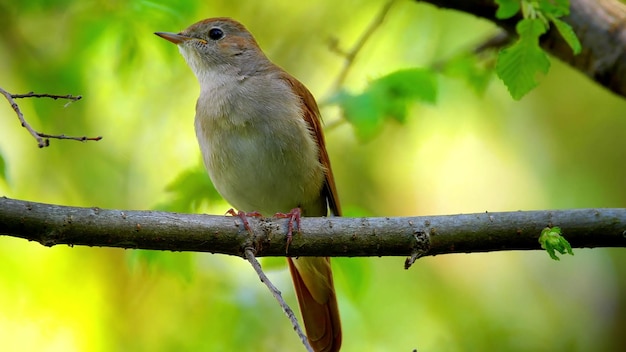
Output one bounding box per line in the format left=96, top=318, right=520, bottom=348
left=1, top=0, right=626, bottom=351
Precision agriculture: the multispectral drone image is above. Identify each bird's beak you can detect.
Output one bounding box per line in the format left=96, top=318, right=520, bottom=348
left=155, top=32, right=193, bottom=44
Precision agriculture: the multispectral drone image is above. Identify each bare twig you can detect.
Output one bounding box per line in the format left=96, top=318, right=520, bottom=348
left=1, top=87, right=46, bottom=147
left=430, top=30, right=512, bottom=75
left=0, top=87, right=102, bottom=148
left=243, top=248, right=313, bottom=352
left=10, top=92, right=82, bottom=101
left=37, top=133, right=103, bottom=143
left=323, top=0, right=397, bottom=132
left=328, top=0, right=397, bottom=93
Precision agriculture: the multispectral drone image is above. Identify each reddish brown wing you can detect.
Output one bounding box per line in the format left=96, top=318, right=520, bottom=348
left=281, top=72, right=342, bottom=352
left=281, top=73, right=341, bottom=217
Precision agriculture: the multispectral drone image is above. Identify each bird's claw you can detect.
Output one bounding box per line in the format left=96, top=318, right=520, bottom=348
left=274, top=207, right=302, bottom=253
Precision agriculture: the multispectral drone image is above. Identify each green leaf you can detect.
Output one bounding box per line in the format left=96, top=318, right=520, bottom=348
left=329, top=90, right=386, bottom=142
left=154, top=165, right=223, bottom=212
left=496, top=18, right=550, bottom=100
left=442, top=53, right=495, bottom=95
left=372, top=68, right=438, bottom=107
left=537, top=0, right=570, bottom=17
left=495, top=0, right=521, bottom=19
left=538, top=227, right=574, bottom=261
left=329, top=68, right=437, bottom=141
left=549, top=16, right=581, bottom=55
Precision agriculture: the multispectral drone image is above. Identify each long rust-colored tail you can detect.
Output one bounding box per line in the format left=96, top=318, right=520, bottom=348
left=283, top=68, right=342, bottom=351
left=288, top=256, right=341, bottom=352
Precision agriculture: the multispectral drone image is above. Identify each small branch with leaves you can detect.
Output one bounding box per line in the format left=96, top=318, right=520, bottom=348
left=0, top=87, right=102, bottom=148
left=418, top=0, right=626, bottom=98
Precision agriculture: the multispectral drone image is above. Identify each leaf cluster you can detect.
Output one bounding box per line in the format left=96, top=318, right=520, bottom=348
left=495, top=0, right=581, bottom=99
left=328, top=68, right=437, bottom=141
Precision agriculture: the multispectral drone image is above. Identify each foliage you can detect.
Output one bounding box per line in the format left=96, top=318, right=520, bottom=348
left=539, top=226, right=574, bottom=260
left=1, top=0, right=625, bottom=351
left=332, top=0, right=582, bottom=141
left=440, top=52, right=495, bottom=96
left=495, top=0, right=581, bottom=99
left=496, top=18, right=551, bottom=100
left=329, top=68, right=437, bottom=141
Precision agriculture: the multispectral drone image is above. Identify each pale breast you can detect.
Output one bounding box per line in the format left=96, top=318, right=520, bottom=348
left=194, top=72, right=325, bottom=214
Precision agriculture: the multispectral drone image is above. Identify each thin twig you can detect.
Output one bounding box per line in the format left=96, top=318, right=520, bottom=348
left=430, top=30, right=512, bottom=73
left=37, top=133, right=103, bottom=143
left=322, top=5, right=512, bottom=134
left=324, top=28, right=512, bottom=133
left=328, top=0, right=397, bottom=93
left=10, top=92, right=82, bottom=101
left=0, top=87, right=102, bottom=148
left=0, top=87, right=47, bottom=147
left=323, top=0, right=397, bottom=132
left=243, top=248, right=313, bottom=352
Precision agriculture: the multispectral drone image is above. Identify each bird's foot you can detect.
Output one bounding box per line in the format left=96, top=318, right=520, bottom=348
left=226, top=209, right=263, bottom=236
left=274, top=207, right=302, bottom=253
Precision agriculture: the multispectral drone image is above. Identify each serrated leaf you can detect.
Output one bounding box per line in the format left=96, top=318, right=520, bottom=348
left=495, top=0, right=521, bottom=19
left=550, top=17, right=581, bottom=55
left=496, top=18, right=550, bottom=100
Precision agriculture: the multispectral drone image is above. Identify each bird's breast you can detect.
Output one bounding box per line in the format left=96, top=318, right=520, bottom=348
left=194, top=76, right=325, bottom=214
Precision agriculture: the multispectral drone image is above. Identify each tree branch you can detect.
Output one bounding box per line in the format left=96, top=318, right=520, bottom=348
left=0, top=87, right=102, bottom=147
left=243, top=248, right=313, bottom=352
left=417, top=0, right=626, bottom=98
left=1, top=197, right=624, bottom=262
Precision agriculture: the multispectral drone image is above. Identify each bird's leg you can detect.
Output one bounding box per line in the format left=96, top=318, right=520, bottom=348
left=273, top=207, right=302, bottom=253
left=226, top=209, right=263, bottom=236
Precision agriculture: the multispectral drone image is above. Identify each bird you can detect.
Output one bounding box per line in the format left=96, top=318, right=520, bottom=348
left=156, top=17, right=342, bottom=352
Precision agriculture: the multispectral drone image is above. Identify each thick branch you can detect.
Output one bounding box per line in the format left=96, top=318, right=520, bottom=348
left=1, top=197, right=625, bottom=259
left=418, top=0, right=626, bottom=98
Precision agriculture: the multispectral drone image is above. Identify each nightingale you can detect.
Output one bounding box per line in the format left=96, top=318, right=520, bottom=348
left=156, top=18, right=342, bottom=352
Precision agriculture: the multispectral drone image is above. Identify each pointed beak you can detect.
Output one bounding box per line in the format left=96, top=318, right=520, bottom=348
left=155, top=32, right=193, bottom=44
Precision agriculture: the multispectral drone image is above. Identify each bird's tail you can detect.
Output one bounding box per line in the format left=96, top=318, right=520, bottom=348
left=288, top=256, right=342, bottom=352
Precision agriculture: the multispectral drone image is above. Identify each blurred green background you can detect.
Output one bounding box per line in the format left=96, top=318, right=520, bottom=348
left=1, top=0, right=626, bottom=351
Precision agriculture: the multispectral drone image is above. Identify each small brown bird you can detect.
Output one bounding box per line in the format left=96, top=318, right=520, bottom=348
left=156, top=18, right=342, bottom=352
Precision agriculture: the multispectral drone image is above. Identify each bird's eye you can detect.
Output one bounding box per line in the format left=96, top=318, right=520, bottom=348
left=208, top=28, right=224, bottom=40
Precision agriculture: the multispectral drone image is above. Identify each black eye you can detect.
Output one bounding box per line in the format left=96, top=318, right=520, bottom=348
left=208, top=28, right=224, bottom=40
